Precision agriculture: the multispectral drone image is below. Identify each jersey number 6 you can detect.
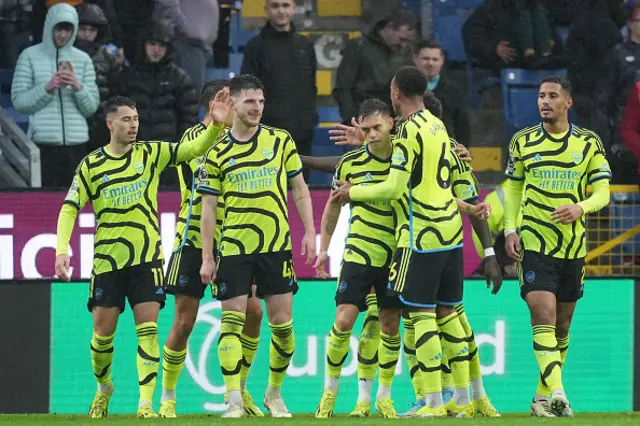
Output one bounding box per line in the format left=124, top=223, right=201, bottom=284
left=436, top=143, right=451, bottom=190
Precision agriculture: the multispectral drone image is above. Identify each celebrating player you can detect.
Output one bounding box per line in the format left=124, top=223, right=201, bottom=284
left=332, top=66, right=490, bottom=417
left=503, top=76, right=611, bottom=417
left=54, top=94, right=231, bottom=418
left=197, top=75, right=316, bottom=418
left=160, top=80, right=265, bottom=418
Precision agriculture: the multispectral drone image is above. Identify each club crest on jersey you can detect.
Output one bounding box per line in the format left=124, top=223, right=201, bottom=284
left=262, top=148, right=275, bottom=160
left=392, top=150, right=406, bottom=166
left=571, top=152, right=583, bottom=165
left=134, top=162, right=144, bottom=173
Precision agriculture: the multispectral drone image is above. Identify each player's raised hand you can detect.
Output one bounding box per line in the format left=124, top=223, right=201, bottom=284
left=301, top=231, right=317, bottom=266
left=551, top=204, right=583, bottom=224
left=200, top=257, right=217, bottom=284
left=314, top=250, right=330, bottom=278
left=330, top=181, right=352, bottom=205
left=330, top=117, right=365, bottom=147
left=454, top=144, right=472, bottom=163
left=55, top=254, right=71, bottom=282
left=484, top=255, right=503, bottom=295
left=209, top=88, right=233, bottom=125
left=505, top=232, right=521, bottom=261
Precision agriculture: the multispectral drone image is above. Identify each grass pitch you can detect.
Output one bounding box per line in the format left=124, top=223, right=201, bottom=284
left=1, top=413, right=638, bottom=425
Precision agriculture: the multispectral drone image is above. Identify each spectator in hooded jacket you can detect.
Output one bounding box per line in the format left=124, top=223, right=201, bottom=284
left=240, top=0, right=317, bottom=175
left=153, top=0, right=219, bottom=94
left=111, top=20, right=198, bottom=187
left=11, top=3, right=99, bottom=188
left=333, top=8, right=418, bottom=123
left=74, top=2, right=123, bottom=149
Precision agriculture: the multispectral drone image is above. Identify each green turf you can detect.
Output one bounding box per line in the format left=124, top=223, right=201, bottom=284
left=0, top=413, right=638, bottom=425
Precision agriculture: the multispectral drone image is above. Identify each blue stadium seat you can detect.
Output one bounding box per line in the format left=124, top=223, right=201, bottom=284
left=231, top=11, right=258, bottom=51
left=434, top=15, right=468, bottom=62
left=317, top=107, right=341, bottom=124
left=229, top=53, right=243, bottom=77
left=501, top=68, right=567, bottom=141
left=609, top=192, right=640, bottom=257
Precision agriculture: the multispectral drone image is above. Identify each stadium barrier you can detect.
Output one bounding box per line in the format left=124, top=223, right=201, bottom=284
left=0, top=278, right=637, bottom=414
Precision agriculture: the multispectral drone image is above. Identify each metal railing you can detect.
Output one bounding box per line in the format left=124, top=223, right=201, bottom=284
left=0, top=107, right=40, bottom=188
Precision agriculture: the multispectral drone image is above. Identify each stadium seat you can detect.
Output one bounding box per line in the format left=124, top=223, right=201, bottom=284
left=501, top=68, right=567, bottom=141
left=231, top=11, right=258, bottom=51
left=434, top=15, right=468, bottom=63
left=317, top=107, right=341, bottom=124
left=609, top=192, right=640, bottom=257
left=229, top=53, right=243, bottom=77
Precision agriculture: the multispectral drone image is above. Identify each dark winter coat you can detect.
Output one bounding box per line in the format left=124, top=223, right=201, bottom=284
left=592, top=41, right=640, bottom=147
left=432, top=76, right=472, bottom=147
left=111, top=20, right=198, bottom=143
left=241, top=22, right=318, bottom=143
left=332, top=18, right=414, bottom=122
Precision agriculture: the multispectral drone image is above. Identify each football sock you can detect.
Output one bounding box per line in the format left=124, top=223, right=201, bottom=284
left=410, top=312, right=442, bottom=396
left=536, top=333, right=570, bottom=397
left=218, top=311, right=245, bottom=393
left=438, top=312, right=470, bottom=406
left=239, top=333, right=260, bottom=389
left=376, top=331, right=400, bottom=400
left=91, top=331, right=114, bottom=390
left=357, top=297, right=379, bottom=402
left=403, top=318, right=426, bottom=399
left=136, top=322, right=160, bottom=404
left=533, top=325, right=563, bottom=395
left=268, top=319, right=295, bottom=390
left=325, top=323, right=351, bottom=393
left=161, top=346, right=186, bottom=402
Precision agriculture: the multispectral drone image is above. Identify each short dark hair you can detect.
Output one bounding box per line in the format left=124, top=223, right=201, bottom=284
left=201, top=79, right=230, bottom=110
left=394, top=66, right=427, bottom=99
left=414, top=40, right=444, bottom=57
left=385, top=8, right=418, bottom=30
left=229, top=74, right=264, bottom=97
left=358, top=98, right=391, bottom=120
left=104, top=96, right=136, bottom=115
left=540, top=76, right=573, bottom=96
left=423, top=90, right=443, bottom=119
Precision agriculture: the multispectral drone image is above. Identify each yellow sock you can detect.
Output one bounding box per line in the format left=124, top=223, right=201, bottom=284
left=358, top=296, right=380, bottom=381
left=536, top=333, right=570, bottom=397
left=403, top=318, right=425, bottom=398
left=410, top=312, right=441, bottom=394
left=455, top=304, right=482, bottom=381
left=239, top=333, right=260, bottom=385
left=438, top=312, right=470, bottom=391
left=91, top=332, right=114, bottom=385
left=268, top=320, right=295, bottom=389
left=533, top=325, right=563, bottom=394
left=378, top=332, right=400, bottom=387
left=162, top=346, right=186, bottom=394
left=218, top=311, right=245, bottom=392
left=440, top=329, right=454, bottom=389
left=136, top=322, right=160, bottom=403
left=326, top=324, right=351, bottom=379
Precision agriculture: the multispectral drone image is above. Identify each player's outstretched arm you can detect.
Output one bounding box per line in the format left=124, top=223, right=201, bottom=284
left=174, top=89, right=232, bottom=164
left=315, top=194, right=342, bottom=278
left=290, top=173, right=317, bottom=266
left=300, top=155, right=342, bottom=174
left=334, top=166, right=409, bottom=204
left=199, top=194, right=218, bottom=284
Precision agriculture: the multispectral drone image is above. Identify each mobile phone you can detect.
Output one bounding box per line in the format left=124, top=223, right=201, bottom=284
left=59, top=60, right=72, bottom=72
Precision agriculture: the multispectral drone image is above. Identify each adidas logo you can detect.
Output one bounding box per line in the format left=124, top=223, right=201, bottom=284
left=364, top=172, right=373, bottom=181
left=533, top=154, right=542, bottom=162
left=156, top=288, right=164, bottom=295
left=102, top=174, right=110, bottom=183
left=228, top=158, right=237, bottom=166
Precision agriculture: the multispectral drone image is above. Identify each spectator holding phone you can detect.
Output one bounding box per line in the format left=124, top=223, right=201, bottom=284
left=11, top=3, right=99, bottom=188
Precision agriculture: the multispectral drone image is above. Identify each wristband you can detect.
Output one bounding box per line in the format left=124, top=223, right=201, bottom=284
left=484, top=247, right=495, bottom=257
left=504, top=229, right=516, bottom=237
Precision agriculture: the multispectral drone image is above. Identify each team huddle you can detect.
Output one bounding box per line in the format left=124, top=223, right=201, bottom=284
left=54, top=65, right=611, bottom=419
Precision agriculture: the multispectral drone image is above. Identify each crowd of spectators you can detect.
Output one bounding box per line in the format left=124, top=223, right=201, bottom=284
left=3, top=0, right=640, bottom=188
